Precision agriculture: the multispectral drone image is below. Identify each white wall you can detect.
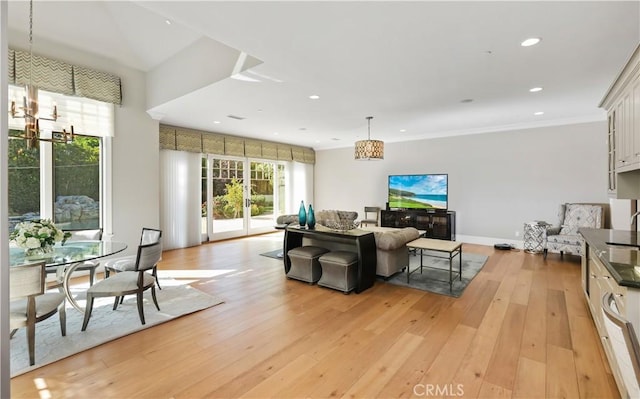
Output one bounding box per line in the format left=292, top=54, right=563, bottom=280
left=8, top=34, right=160, bottom=256
left=315, top=121, right=625, bottom=245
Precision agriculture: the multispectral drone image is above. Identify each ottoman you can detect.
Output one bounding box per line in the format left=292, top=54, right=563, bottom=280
left=287, top=246, right=329, bottom=283
left=318, top=251, right=358, bottom=294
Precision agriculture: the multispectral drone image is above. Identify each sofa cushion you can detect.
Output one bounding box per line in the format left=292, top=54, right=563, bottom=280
left=372, top=227, right=420, bottom=251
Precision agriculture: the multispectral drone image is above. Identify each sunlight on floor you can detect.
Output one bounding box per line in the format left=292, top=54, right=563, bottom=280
left=33, top=378, right=51, bottom=399
left=158, top=269, right=236, bottom=279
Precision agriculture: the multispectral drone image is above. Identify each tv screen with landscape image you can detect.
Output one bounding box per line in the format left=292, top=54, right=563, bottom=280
left=388, top=174, right=448, bottom=210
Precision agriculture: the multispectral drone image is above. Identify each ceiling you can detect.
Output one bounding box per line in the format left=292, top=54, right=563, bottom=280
left=6, top=1, right=640, bottom=150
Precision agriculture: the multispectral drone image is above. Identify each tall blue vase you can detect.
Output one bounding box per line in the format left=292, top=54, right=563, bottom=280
left=307, top=204, right=316, bottom=229
left=298, top=200, right=307, bottom=227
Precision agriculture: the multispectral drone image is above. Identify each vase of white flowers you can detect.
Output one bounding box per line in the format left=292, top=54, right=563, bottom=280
left=10, top=219, right=70, bottom=259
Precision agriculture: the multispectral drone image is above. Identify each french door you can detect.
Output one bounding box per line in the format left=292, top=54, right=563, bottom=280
left=202, top=155, right=283, bottom=241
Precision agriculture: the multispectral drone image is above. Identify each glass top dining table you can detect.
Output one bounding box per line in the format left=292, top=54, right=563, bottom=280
left=10, top=240, right=128, bottom=312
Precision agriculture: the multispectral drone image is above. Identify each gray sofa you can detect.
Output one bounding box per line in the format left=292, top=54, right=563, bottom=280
left=360, top=226, right=421, bottom=278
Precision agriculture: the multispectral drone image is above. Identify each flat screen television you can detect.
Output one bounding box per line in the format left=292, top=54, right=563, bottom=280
left=388, top=174, right=448, bottom=210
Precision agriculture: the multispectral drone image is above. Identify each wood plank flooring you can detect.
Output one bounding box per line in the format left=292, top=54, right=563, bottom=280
left=10, top=232, right=620, bottom=398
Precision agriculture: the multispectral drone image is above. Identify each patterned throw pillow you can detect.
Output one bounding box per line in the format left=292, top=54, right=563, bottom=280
left=559, top=204, right=601, bottom=235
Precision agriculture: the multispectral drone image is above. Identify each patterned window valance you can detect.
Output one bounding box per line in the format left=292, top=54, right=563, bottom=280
left=8, top=48, right=122, bottom=105
left=159, top=123, right=315, bottom=164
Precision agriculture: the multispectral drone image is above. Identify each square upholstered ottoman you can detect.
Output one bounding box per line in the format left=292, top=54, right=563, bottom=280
left=318, top=251, right=358, bottom=293
left=287, top=246, right=329, bottom=283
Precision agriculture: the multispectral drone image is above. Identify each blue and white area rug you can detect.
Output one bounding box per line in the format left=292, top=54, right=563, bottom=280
left=385, top=252, right=489, bottom=298
left=10, top=278, right=224, bottom=377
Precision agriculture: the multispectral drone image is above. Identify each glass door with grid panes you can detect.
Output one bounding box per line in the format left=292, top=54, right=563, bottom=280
left=202, top=156, right=281, bottom=241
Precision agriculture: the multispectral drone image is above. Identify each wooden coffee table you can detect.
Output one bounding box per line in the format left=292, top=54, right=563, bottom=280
left=405, top=238, right=463, bottom=291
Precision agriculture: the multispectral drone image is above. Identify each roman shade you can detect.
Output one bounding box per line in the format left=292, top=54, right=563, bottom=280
left=8, top=48, right=122, bottom=105
left=159, top=124, right=315, bottom=164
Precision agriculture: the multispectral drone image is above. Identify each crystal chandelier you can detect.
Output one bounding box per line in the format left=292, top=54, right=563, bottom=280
left=9, top=0, right=74, bottom=149
left=354, top=116, right=384, bottom=160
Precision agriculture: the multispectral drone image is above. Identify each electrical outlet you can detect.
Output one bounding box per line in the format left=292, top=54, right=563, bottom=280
left=515, top=231, right=520, bottom=237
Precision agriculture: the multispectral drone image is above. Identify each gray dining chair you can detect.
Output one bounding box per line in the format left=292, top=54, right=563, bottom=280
left=104, top=228, right=162, bottom=289
left=81, top=239, right=163, bottom=330
left=59, top=228, right=103, bottom=286
left=10, top=261, right=66, bottom=366
left=360, top=206, right=380, bottom=227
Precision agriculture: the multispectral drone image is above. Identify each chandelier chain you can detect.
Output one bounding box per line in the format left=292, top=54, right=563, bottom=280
left=29, top=0, right=33, bottom=85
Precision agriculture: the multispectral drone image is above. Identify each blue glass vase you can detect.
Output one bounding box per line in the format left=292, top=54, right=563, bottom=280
left=298, top=200, right=307, bottom=227
left=307, top=204, right=316, bottom=229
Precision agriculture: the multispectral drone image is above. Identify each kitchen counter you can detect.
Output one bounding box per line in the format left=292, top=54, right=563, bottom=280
left=580, top=228, right=640, bottom=288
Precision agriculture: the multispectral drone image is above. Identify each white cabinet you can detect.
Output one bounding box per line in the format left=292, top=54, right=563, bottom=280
left=607, top=111, right=617, bottom=194
left=600, top=44, right=640, bottom=198
left=632, top=78, right=640, bottom=164
left=584, top=249, right=634, bottom=398
left=615, top=91, right=635, bottom=170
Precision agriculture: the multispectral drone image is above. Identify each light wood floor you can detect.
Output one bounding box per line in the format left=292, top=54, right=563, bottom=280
left=11, top=232, right=620, bottom=398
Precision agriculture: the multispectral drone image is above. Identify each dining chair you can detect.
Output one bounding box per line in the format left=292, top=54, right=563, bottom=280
left=59, top=228, right=103, bottom=286
left=104, top=228, right=162, bottom=289
left=10, top=261, right=66, bottom=366
left=360, top=206, right=380, bottom=227
left=81, top=239, right=163, bottom=330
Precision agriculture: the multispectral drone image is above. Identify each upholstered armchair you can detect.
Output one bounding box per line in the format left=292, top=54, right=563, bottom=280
left=543, top=203, right=605, bottom=259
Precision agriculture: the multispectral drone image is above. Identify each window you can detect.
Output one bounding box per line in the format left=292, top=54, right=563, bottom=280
left=8, top=130, right=40, bottom=230
left=7, top=85, right=113, bottom=233
left=53, top=136, right=101, bottom=229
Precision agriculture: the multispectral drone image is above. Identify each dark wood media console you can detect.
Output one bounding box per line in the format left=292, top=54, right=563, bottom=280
left=381, top=209, right=456, bottom=241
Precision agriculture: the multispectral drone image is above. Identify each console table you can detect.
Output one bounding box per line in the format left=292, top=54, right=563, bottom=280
left=283, top=225, right=377, bottom=293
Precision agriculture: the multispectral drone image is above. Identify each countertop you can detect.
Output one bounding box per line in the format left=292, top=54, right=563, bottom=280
left=580, top=228, right=640, bottom=288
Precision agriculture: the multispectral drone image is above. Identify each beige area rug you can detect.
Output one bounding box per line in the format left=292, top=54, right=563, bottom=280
left=10, top=278, right=224, bottom=377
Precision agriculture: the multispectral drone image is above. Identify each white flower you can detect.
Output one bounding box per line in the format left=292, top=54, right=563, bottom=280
left=10, top=219, right=69, bottom=249
left=25, top=237, right=41, bottom=249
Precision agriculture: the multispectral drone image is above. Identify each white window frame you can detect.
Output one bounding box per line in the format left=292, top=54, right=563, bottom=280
left=8, top=85, right=114, bottom=235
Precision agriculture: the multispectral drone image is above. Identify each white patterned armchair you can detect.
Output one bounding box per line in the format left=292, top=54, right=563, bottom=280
left=543, top=203, right=605, bottom=259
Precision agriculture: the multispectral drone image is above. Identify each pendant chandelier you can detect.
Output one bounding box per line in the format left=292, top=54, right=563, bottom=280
left=9, top=0, right=74, bottom=149
left=354, top=116, right=384, bottom=160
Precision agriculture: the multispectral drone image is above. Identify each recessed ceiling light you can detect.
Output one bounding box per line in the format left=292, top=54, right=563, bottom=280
left=165, top=19, right=172, bottom=25
left=399, top=129, right=407, bottom=133
left=461, top=99, right=473, bottom=103
left=213, top=121, right=221, bottom=124
left=331, top=138, right=340, bottom=141
left=273, top=132, right=279, bottom=135
left=299, top=128, right=307, bottom=131
left=521, top=37, right=541, bottom=47
left=534, top=111, right=544, bottom=116
left=309, top=95, right=320, bottom=100
left=529, top=87, right=543, bottom=92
